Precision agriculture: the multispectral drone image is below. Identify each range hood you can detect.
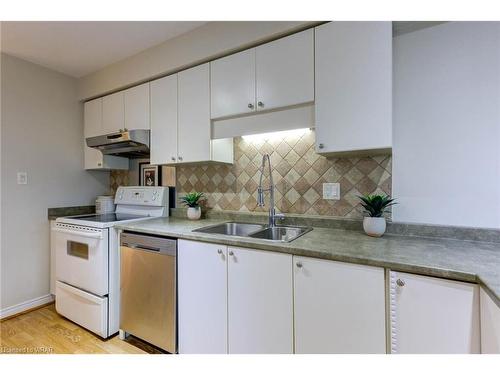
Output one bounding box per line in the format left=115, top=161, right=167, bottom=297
left=86, top=129, right=150, bottom=158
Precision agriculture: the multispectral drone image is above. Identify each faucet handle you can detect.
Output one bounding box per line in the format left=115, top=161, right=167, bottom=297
left=257, top=187, right=265, bottom=207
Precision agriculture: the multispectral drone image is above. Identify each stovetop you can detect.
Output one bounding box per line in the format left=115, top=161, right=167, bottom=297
left=71, top=213, right=147, bottom=223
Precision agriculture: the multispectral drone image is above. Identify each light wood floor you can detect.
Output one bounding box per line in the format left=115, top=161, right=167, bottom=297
left=0, top=304, right=160, bottom=354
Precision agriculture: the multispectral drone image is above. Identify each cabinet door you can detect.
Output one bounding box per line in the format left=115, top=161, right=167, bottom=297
left=480, top=287, right=500, bottom=353
left=84, top=98, right=103, bottom=137
left=102, top=91, right=124, bottom=134
left=315, top=21, right=392, bottom=154
left=389, top=271, right=480, bottom=353
left=255, top=29, right=314, bottom=112
left=124, top=83, right=150, bottom=130
left=210, top=49, right=256, bottom=119
left=150, top=75, right=178, bottom=165
left=178, top=240, right=228, bottom=354
left=294, top=257, right=386, bottom=353
left=177, top=63, right=211, bottom=163
left=84, top=143, right=103, bottom=169
left=227, top=247, right=293, bottom=353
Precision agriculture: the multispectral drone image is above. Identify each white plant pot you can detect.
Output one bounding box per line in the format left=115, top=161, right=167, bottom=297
left=187, top=207, right=202, bottom=220
left=363, top=217, right=386, bottom=237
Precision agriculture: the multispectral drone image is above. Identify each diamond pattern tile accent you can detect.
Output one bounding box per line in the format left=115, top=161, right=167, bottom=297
left=172, top=132, right=392, bottom=218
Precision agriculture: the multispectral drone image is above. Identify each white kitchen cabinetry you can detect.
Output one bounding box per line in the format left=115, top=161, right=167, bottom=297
left=178, top=240, right=228, bottom=354
left=210, top=49, right=256, bottom=119
left=102, top=91, right=125, bottom=134
left=177, top=240, right=293, bottom=354
left=210, top=29, right=314, bottom=120
left=294, top=257, right=386, bottom=353
left=315, top=21, right=392, bottom=155
left=227, top=247, right=293, bottom=354
left=480, top=287, right=500, bottom=353
left=83, top=99, right=128, bottom=170
left=255, top=28, right=314, bottom=112
left=150, top=64, right=233, bottom=165
left=150, top=75, right=178, bottom=165
left=124, top=83, right=150, bottom=131
left=389, top=271, right=480, bottom=353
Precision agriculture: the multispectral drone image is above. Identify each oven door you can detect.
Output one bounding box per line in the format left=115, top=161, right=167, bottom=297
left=53, top=222, right=109, bottom=296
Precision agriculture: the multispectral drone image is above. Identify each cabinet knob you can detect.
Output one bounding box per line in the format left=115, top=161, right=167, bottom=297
left=296, top=262, right=303, bottom=268
left=217, top=249, right=223, bottom=254
left=318, top=143, right=325, bottom=149
left=396, top=279, right=405, bottom=287
left=171, top=157, right=176, bottom=161
left=248, top=103, right=254, bottom=109
left=97, top=162, right=102, bottom=167
left=178, top=156, right=183, bottom=161
left=228, top=250, right=234, bottom=256
left=257, top=101, right=264, bottom=108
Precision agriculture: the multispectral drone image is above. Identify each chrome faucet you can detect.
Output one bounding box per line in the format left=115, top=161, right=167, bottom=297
left=257, top=154, right=285, bottom=227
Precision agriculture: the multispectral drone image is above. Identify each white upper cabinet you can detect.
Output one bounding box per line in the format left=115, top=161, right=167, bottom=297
left=84, top=98, right=103, bottom=138
left=211, top=49, right=256, bottom=119
left=150, top=75, right=178, bottom=165
left=178, top=63, right=212, bottom=163
left=480, top=287, right=500, bottom=353
left=294, top=257, right=386, bottom=353
left=256, top=29, right=314, bottom=112
left=315, top=22, right=392, bottom=155
left=124, top=83, right=150, bottom=130
left=102, top=91, right=125, bottom=134
left=227, top=247, right=293, bottom=354
left=389, top=271, right=480, bottom=354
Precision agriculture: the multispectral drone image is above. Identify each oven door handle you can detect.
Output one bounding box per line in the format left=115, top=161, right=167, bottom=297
left=52, top=227, right=103, bottom=239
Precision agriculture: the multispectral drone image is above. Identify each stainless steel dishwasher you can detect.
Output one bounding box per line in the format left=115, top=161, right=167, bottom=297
left=119, top=231, right=177, bottom=353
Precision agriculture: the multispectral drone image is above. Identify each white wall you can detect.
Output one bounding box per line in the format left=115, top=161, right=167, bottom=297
left=393, top=22, right=500, bottom=228
left=0, top=53, right=109, bottom=311
left=78, top=21, right=314, bottom=100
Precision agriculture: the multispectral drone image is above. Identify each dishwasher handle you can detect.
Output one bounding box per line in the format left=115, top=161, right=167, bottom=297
left=121, top=232, right=176, bottom=256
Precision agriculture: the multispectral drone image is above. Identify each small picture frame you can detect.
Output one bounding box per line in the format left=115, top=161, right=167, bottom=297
left=139, top=162, right=162, bottom=187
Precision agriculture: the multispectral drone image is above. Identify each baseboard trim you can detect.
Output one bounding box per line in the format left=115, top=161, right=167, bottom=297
left=0, top=294, right=55, bottom=320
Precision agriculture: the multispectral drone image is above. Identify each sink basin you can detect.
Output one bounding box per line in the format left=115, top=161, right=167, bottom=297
left=193, top=222, right=265, bottom=237
left=248, top=226, right=312, bottom=242
left=193, top=222, right=312, bottom=243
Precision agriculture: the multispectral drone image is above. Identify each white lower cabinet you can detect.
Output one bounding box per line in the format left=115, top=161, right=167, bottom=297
left=389, top=271, right=480, bottom=353
left=227, top=247, right=293, bottom=354
left=177, top=240, right=228, bottom=354
left=177, top=240, right=293, bottom=354
left=294, top=257, right=386, bottom=353
left=480, top=287, right=500, bottom=353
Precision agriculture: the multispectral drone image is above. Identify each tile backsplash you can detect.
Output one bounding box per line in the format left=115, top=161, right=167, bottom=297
left=176, top=130, right=392, bottom=218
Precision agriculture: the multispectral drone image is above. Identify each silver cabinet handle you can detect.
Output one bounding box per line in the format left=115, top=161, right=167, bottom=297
left=257, top=101, right=264, bottom=108
left=171, top=157, right=176, bottom=161
left=178, top=156, right=183, bottom=161
left=318, top=143, right=325, bottom=149
left=217, top=249, right=223, bottom=254
left=228, top=250, right=234, bottom=256
left=97, top=162, right=102, bottom=167
left=296, top=262, right=303, bottom=268
left=396, top=279, right=405, bottom=287
left=248, top=103, right=254, bottom=109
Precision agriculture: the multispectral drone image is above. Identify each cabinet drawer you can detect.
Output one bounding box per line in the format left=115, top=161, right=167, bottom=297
left=55, top=281, right=108, bottom=338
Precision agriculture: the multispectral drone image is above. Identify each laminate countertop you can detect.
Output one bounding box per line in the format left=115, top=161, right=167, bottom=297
left=116, top=217, right=500, bottom=306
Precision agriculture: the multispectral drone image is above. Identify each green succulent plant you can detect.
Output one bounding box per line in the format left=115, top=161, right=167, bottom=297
left=358, top=194, right=396, bottom=218
left=180, top=192, right=205, bottom=208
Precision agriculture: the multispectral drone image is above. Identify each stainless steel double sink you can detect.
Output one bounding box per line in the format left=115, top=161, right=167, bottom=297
left=193, top=222, right=313, bottom=243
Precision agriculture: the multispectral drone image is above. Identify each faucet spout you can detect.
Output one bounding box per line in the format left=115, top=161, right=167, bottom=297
left=257, top=154, right=284, bottom=227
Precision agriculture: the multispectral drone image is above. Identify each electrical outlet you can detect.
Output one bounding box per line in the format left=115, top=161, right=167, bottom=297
left=17, top=172, right=28, bottom=185
left=323, top=182, right=340, bottom=200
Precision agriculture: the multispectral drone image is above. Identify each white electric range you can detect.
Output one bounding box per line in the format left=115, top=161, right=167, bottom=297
left=52, top=186, right=169, bottom=338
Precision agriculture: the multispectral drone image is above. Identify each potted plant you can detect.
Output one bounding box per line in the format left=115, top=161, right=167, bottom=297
left=180, top=192, right=205, bottom=220
left=358, top=194, right=396, bottom=237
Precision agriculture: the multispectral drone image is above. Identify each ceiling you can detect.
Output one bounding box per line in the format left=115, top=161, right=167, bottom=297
left=0, top=21, right=207, bottom=77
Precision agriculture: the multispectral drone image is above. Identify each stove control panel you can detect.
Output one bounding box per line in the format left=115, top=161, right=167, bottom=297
left=114, top=186, right=168, bottom=206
